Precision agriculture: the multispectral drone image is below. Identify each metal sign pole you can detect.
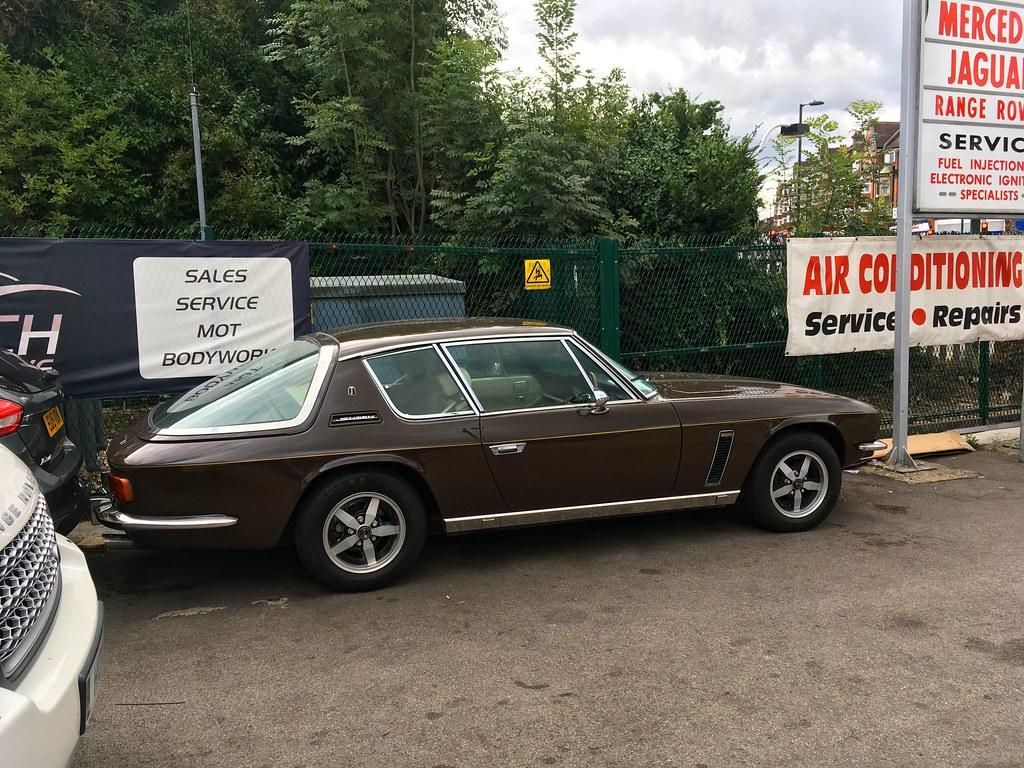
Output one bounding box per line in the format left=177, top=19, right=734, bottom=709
left=189, top=85, right=209, bottom=241
left=887, top=0, right=922, bottom=471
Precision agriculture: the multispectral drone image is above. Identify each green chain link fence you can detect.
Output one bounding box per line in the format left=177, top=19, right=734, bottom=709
left=616, top=240, right=1023, bottom=433
left=2, top=226, right=1021, bottom=435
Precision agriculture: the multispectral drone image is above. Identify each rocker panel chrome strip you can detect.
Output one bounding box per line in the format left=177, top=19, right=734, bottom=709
left=444, top=491, right=740, bottom=533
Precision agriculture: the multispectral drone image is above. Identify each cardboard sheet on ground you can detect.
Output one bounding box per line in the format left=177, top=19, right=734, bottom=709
left=871, top=430, right=974, bottom=460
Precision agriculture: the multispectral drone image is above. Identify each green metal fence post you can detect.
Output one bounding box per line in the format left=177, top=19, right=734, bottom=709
left=813, top=356, right=825, bottom=390
left=979, top=340, right=990, bottom=425
left=597, top=237, right=621, bottom=361
left=552, top=256, right=568, bottom=325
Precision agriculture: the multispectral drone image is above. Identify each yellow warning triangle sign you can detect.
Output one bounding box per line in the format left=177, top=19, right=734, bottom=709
left=528, top=261, right=549, bottom=283
left=524, top=258, right=551, bottom=289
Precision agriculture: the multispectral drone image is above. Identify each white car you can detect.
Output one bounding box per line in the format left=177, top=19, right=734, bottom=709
left=0, top=443, right=102, bottom=767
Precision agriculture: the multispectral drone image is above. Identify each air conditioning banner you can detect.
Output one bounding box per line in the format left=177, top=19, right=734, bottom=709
left=786, top=236, right=1024, bottom=356
left=0, top=239, right=311, bottom=395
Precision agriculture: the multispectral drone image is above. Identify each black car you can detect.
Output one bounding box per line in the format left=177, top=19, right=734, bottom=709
left=0, top=349, right=84, bottom=533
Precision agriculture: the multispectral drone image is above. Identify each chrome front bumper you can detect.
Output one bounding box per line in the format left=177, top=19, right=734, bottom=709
left=858, top=440, right=888, bottom=453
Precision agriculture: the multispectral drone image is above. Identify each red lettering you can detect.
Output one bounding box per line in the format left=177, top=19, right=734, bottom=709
left=803, top=257, right=823, bottom=296
left=971, top=251, right=987, bottom=287
left=938, top=1, right=959, bottom=38
left=873, top=253, right=891, bottom=294
left=833, top=256, right=850, bottom=295
left=955, top=252, right=970, bottom=289
left=858, top=254, right=873, bottom=294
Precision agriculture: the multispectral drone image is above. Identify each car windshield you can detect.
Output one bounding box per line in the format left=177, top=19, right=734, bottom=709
left=152, top=339, right=324, bottom=431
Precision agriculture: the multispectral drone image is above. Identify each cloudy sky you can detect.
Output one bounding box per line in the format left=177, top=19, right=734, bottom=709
left=494, top=0, right=904, bottom=143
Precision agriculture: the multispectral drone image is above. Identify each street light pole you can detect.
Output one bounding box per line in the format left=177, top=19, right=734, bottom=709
left=794, top=100, right=824, bottom=234
left=756, top=124, right=785, bottom=156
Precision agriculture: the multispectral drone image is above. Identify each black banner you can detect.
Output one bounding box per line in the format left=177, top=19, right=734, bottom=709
left=0, top=239, right=311, bottom=396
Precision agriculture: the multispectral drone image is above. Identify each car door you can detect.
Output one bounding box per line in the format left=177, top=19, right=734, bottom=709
left=443, top=337, right=680, bottom=512
left=362, top=345, right=507, bottom=520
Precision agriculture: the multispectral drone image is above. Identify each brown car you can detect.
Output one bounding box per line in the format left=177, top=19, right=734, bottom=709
left=101, top=319, right=883, bottom=591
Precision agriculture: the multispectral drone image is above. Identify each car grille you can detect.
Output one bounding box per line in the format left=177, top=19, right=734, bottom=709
left=0, top=492, right=60, bottom=678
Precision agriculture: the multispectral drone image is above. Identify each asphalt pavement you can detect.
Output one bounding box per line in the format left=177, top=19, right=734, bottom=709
left=73, top=450, right=1024, bottom=767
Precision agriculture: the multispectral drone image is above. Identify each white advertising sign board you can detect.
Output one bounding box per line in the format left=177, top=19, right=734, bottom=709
left=786, top=236, right=1024, bottom=355
left=134, top=257, right=296, bottom=379
left=917, top=0, right=1024, bottom=214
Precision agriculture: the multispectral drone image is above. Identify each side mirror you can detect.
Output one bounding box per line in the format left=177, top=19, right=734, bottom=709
left=590, top=389, right=609, bottom=415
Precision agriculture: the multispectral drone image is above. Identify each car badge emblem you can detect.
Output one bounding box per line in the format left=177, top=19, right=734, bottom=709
left=347, top=386, right=357, bottom=396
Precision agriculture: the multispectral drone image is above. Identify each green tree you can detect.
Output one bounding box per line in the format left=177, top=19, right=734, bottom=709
left=615, top=91, right=761, bottom=241
left=779, top=99, right=892, bottom=237
left=1, top=1, right=303, bottom=233
left=433, top=0, right=633, bottom=237
left=1, top=0, right=766, bottom=240
left=266, top=0, right=504, bottom=235
left=0, top=48, right=146, bottom=228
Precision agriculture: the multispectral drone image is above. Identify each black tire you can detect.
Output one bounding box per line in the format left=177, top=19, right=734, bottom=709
left=742, top=431, right=842, bottom=533
left=295, top=470, right=427, bottom=591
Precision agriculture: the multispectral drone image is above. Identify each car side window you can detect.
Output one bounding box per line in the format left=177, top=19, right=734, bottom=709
left=366, top=347, right=471, bottom=417
left=447, top=340, right=594, bottom=412
left=567, top=341, right=632, bottom=401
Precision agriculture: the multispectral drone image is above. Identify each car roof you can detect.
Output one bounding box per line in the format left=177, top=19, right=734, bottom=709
left=321, top=318, right=575, bottom=359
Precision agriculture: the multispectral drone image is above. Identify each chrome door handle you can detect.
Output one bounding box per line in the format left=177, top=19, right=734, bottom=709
left=490, top=442, right=526, bottom=456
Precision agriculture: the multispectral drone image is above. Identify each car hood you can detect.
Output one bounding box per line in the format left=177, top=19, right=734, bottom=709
left=0, top=444, right=39, bottom=549
left=646, top=371, right=841, bottom=401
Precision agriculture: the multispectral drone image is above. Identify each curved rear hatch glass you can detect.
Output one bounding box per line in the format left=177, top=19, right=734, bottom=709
left=150, top=338, right=329, bottom=434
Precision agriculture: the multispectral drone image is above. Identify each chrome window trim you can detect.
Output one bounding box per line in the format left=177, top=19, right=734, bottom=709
left=563, top=339, right=640, bottom=404
left=432, top=343, right=483, bottom=414
left=468, top=400, right=654, bottom=418
left=337, top=330, right=569, bottom=363
left=154, top=342, right=338, bottom=436
left=364, top=345, right=478, bottom=422
left=440, top=336, right=610, bottom=416
left=571, top=336, right=657, bottom=401
left=559, top=338, right=600, bottom=401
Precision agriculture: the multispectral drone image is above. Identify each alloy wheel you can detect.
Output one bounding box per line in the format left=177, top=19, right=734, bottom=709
left=769, top=450, right=829, bottom=519
left=322, top=492, right=407, bottom=573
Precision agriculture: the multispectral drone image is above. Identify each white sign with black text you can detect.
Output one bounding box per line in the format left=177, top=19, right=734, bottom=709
left=917, top=0, right=1024, bottom=214
left=786, top=237, right=1024, bottom=356
left=134, top=257, right=296, bottom=379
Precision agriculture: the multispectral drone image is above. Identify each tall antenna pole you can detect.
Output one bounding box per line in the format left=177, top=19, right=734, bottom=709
left=189, top=85, right=209, bottom=240
left=185, top=1, right=208, bottom=240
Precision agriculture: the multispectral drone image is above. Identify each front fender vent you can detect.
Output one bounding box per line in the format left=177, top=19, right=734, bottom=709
left=705, top=430, right=735, bottom=487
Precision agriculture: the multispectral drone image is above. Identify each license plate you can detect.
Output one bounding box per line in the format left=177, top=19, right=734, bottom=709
left=79, top=605, right=103, bottom=734
left=82, top=653, right=99, bottom=727
left=43, top=406, right=64, bottom=438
